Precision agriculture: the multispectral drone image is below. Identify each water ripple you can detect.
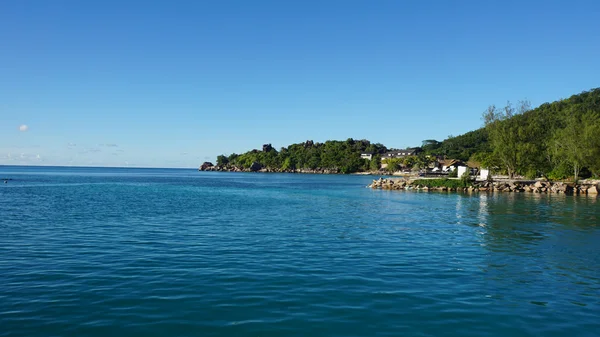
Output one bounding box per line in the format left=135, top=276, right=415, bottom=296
left=1, top=168, right=599, bottom=336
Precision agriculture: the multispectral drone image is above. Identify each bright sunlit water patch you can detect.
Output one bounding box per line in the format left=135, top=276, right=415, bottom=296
left=1, top=166, right=599, bottom=336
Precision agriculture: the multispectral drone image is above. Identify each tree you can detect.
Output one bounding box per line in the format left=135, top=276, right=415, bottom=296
left=403, top=156, right=416, bottom=169
left=551, top=109, right=600, bottom=181
left=370, top=155, right=381, bottom=171
left=216, top=155, right=229, bottom=166
left=414, top=154, right=433, bottom=170
left=384, top=158, right=402, bottom=172
left=483, top=100, right=530, bottom=178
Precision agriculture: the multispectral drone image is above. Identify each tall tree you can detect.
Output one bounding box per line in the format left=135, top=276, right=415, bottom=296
left=483, top=100, right=530, bottom=178
left=552, top=109, right=600, bottom=181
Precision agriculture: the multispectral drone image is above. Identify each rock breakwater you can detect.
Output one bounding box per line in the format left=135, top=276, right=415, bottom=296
left=368, top=178, right=599, bottom=195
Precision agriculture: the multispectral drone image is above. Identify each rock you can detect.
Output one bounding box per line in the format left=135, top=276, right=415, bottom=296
left=534, top=181, right=544, bottom=188
left=199, top=162, right=214, bottom=171
left=262, top=144, right=273, bottom=152
left=249, top=162, right=262, bottom=172
left=587, top=185, right=598, bottom=195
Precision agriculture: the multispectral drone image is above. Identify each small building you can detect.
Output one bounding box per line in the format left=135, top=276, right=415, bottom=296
left=360, top=152, right=374, bottom=160
left=381, top=148, right=421, bottom=159
left=439, top=159, right=465, bottom=172
left=457, top=166, right=469, bottom=177
left=479, top=168, right=490, bottom=181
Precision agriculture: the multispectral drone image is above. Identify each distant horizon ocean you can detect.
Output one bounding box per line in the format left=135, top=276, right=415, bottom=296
left=1, top=164, right=198, bottom=170
left=1, top=166, right=599, bottom=336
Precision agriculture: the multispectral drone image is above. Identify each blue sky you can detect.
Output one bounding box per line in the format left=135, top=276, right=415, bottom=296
left=1, top=0, right=599, bottom=167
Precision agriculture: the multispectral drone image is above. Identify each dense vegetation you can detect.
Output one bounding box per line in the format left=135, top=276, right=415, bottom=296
left=418, top=88, right=600, bottom=180
left=420, top=129, right=490, bottom=162
left=411, top=178, right=472, bottom=189
left=215, top=88, right=600, bottom=179
left=217, top=139, right=387, bottom=174
left=478, top=89, right=600, bottom=180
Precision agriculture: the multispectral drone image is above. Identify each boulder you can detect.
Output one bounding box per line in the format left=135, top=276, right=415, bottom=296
left=534, top=181, right=544, bottom=188
left=249, top=162, right=263, bottom=172
left=587, top=185, right=598, bottom=195
left=199, top=162, right=214, bottom=171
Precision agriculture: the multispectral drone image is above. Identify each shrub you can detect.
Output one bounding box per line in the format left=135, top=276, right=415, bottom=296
left=411, top=178, right=472, bottom=189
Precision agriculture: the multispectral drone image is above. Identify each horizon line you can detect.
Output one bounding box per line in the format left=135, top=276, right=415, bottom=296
left=0, top=164, right=198, bottom=170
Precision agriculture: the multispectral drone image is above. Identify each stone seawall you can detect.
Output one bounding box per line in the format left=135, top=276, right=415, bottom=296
left=369, top=178, right=599, bottom=195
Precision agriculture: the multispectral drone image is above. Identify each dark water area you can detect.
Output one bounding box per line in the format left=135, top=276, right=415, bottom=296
left=1, top=166, right=599, bottom=336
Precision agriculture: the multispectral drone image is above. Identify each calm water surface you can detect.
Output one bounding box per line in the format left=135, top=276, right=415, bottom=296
left=1, top=166, right=599, bottom=336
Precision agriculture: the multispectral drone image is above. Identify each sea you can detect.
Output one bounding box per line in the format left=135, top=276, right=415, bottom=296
left=1, top=166, right=599, bottom=337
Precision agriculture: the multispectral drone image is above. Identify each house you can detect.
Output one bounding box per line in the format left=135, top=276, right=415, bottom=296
left=479, top=168, right=490, bottom=180
left=438, top=159, right=465, bottom=172
left=381, top=148, right=421, bottom=159
left=360, top=152, right=374, bottom=160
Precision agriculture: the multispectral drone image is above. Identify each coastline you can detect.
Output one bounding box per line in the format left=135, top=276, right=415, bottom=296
left=368, top=177, right=600, bottom=195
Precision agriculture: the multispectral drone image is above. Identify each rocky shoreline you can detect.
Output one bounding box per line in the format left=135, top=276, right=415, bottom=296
left=199, top=162, right=344, bottom=174
left=369, top=178, right=599, bottom=195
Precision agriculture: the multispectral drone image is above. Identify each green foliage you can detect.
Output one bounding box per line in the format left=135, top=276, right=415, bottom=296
left=422, top=129, right=490, bottom=161
left=384, top=158, right=403, bottom=172
left=482, top=100, right=532, bottom=178
left=214, top=88, right=600, bottom=178
left=547, top=163, right=572, bottom=181
left=414, top=154, right=434, bottom=170
left=370, top=154, right=382, bottom=171
left=448, top=169, right=458, bottom=178
left=460, top=170, right=472, bottom=186
left=221, top=139, right=387, bottom=173
left=434, top=88, right=600, bottom=180
left=216, top=155, right=229, bottom=166
left=551, top=108, right=600, bottom=181
left=411, top=178, right=472, bottom=189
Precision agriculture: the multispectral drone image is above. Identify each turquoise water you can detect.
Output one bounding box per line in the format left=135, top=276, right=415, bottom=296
left=1, top=166, right=599, bottom=337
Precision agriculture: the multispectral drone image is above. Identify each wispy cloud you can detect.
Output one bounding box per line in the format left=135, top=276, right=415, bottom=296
left=3, top=152, right=42, bottom=163
left=68, top=143, right=77, bottom=148
left=99, top=143, right=119, bottom=147
left=79, top=148, right=102, bottom=154
left=19, top=124, right=29, bottom=132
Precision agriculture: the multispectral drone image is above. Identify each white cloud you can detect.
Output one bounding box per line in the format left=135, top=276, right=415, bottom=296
left=19, top=124, right=29, bottom=132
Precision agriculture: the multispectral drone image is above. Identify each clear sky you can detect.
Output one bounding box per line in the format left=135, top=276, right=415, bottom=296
left=1, top=0, right=599, bottom=168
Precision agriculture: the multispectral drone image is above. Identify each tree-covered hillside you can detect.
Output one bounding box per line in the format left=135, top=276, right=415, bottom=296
left=420, top=129, right=489, bottom=162
left=479, top=88, right=600, bottom=180
left=211, top=88, right=600, bottom=179
left=420, top=88, right=600, bottom=180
